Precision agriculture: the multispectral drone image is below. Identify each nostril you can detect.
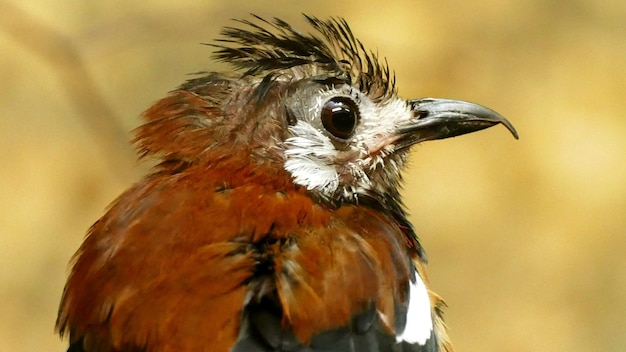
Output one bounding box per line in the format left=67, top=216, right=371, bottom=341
left=408, top=101, right=429, bottom=120
left=415, top=109, right=429, bottom=120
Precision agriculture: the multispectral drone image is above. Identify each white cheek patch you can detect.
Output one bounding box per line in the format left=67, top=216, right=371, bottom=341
left=282, top=90, right=413, bottom=199
left=284, top=121, right=339, bottom=194
left=396, top=273, right=434, bottom=345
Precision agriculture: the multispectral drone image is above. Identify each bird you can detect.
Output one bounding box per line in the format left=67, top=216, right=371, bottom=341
left=56, top=15, right=517, bottom=352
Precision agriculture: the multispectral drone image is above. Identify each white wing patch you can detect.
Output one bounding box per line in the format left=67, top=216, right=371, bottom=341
left=396, top=273, right=433, bottom=345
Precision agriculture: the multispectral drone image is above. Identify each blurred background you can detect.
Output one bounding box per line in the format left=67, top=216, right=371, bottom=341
left=1, top=0, right=624, bottom=351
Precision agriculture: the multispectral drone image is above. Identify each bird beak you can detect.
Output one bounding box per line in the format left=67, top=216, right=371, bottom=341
left=396, top=98, right=518, bottom=148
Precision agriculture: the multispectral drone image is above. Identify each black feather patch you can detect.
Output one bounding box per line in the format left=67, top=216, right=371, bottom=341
left=210, top=15, right=396, bottom=102
left=232, top=297, right=438, bottom=352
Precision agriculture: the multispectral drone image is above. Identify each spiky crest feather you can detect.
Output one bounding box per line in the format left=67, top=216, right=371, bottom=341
left=211, top=15, right=396, bottom=102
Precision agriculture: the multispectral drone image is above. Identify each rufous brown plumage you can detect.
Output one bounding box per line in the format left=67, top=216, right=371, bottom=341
left=57, top=15, right=517, bottom=352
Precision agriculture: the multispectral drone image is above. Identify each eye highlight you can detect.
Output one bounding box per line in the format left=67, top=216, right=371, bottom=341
left=320, top=97, right=359, bottom=140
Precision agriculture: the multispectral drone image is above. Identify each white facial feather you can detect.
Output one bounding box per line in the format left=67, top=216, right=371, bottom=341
left=282, top=84, right=413, bottom=198
left=284, top=121, right=339, bottom=193
left=356, top=96, right=411, bottom=158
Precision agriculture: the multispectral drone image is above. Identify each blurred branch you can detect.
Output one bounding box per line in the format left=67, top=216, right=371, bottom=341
left=0, top=1, right=137, bottom=181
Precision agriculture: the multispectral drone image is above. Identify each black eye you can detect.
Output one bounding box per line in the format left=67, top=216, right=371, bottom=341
left=320, top=97, right=359, bottom=140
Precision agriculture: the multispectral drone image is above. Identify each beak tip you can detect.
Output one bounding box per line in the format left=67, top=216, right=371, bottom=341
left=502, top=120, right=519, bottom=140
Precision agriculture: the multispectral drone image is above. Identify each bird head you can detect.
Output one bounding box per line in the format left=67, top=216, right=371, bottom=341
left=136, top=15, right=516, bottom=212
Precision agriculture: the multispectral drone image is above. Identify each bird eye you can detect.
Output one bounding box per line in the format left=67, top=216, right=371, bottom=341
left=320, top=97, right=359, bottom=140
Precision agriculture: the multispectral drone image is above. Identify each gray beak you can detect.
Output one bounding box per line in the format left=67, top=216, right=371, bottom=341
left=396, top=98, right=518, bottom=148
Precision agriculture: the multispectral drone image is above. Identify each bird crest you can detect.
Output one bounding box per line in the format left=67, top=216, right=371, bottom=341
left=211, top=15, right=396, bottom=102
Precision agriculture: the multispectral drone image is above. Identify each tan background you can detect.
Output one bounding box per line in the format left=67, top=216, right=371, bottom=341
left=1, top=1, right=625, bottom=351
